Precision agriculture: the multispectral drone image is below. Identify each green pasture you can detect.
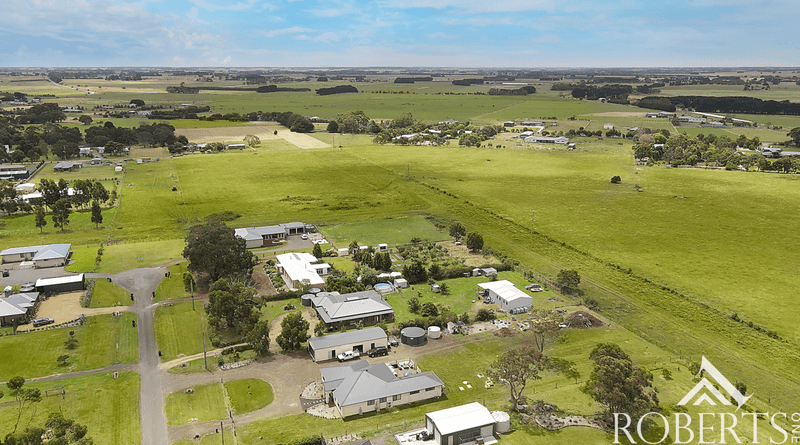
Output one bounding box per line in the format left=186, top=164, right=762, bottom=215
left=260, top=298, right=302, bottom=324
left=0, top=371, right=140, bottom=445
left=154, top=301, right=209, bottom=361
left=65, top=244, right=101, bottom=272
left=31, top=164, right=121, bottom=186
left=98, top=239, right=185, bottom=273
left=0, top=313, right=138, bottom=379
left=89, top=278, right=132, bottom=308
left=320, top=216, right=447, bottom=247
left=154, top=262, right=190, bottom=302
left=165, top=378, right=273, bottom=425
left=0, top=207, right=117, bottom=252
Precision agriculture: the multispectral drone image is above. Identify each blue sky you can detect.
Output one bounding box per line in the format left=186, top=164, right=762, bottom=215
left=1, top=0, right=797, bottom=67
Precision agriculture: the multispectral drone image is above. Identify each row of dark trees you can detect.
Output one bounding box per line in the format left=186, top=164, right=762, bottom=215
left=636, top=95, right=800, bottom=115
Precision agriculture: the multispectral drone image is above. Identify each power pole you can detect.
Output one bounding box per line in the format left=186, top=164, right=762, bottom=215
left=203, top=331, right=208, bottom=371
left=190, top=278, right=195, bottom=311
left=220, top=420, right=225, bottom=445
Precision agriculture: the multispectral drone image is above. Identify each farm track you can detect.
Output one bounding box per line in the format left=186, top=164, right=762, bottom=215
left=340, top=147, right=800, bottom=413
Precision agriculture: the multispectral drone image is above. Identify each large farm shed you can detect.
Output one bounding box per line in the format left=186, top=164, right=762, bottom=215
left=425, top=402, right=498, bottom=445
left=477, top=280, right=532, bottom=313
left=307, top=326, right=388, bottom=362
left=35, top=274, right=85, bottom=294
left=0, top=244, right=71, bottom=268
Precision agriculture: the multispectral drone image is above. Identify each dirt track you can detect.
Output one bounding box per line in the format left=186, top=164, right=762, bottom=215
left=16, top=292, right=128, bottom=331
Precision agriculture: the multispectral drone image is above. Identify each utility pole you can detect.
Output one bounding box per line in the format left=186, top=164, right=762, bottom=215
left=190, top=278, right=195, bottom=311
left=203, top=331, right=208, bottom=371
left=530, top=210, right=536, bottom=234
left=220, top=420, right=225, bottom=445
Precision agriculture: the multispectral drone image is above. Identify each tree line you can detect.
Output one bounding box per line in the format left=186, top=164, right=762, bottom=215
left=636, top=95, right=800, bottom=115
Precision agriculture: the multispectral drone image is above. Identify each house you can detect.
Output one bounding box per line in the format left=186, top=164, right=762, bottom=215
left=307, top=326, right=388, bottom=362
left=439, top=119, right=459, bottom=125
left=376, top=243, right=389, bottom=252
left=53, top=161, right=84, bottom=172
left=477, top=280, right=532, bottom=314
left=0, top=244, right=71, bottom=268
left=276, top=252, right=330, bottom=290
left=523, top=136, right=569, bottom=145
left=678, top=116, right=706, bottom=124
left=567, top=143, right=577, bottom=150
left=35, top=274, right=85, bottom=294
left=521, top=121, right=545, bottom=126
left=425, top=402, right=498, bottom=445
left=503, top=121, right=515, bottom=128
left=227, top=144, right=245, bottom=150
left=471, top=267, right=498, bottom=277
left=235, top=222, right=312, bottom=248
left=603, top=123, right=614, bottom=130
left=337, top=248, right=350, bottom=257
left=0, top=164, right=30, bottom=180
left=13, top=183, right=36, bottom=193
left=0, top=292, right=41, bottom=326
left=311, top=290, right=395, bottom=329
left=320, top=360, right=443, bottom=417
left=762, top=147, right=782, bottom=158
left=79, top=147, right=92, bottom=157
left=645, top=113, right=660, bottom=118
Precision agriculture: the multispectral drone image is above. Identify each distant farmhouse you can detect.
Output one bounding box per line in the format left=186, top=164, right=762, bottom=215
left=320, top=359, right=443, bottom=417
left=0, top=164, right=32, bottom=181
left=523, top=135, right=569, bottom=145
left=678, top=115, right=706, bottom=124
left=276, top=252, right=331, bottom=290
left=234, top=222, right=314, bottom=248
left=311, top=290, right=395, bottom=329
left=0, top=244, right=72, bottom=268
left=53, top=161, right=84, bottom=172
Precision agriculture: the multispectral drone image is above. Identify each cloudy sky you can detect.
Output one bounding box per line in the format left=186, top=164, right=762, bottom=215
left=1, top=0, right=797, bottom=67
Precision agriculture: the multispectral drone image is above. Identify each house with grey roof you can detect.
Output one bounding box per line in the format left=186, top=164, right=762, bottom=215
left=234, top=222, right=313, bottom=248
left=0, top=244, right=71, bottom=268
left=0, top=292, right=40, bottom=326
left=307, top=326, right=388, bottom=362
left=53, top=161, right=84, bottom=172
left=320, top=360, right=444, bottom=417
left=311, top=290, right=395, bottom=329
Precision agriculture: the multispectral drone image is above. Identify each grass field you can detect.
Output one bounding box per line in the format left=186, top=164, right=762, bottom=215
left=154, top=301, right=209, bottom=361
left=0, top=371, right=140, bottom=445
left=89, top=278, right=132, bottom=308
left=98, top=239, right=186, bottom=273
left=319, top=216, right=447, bottom=247
left=224, top=378, right=274, bottom=414
left=165, top=378, right=273, bottom=426
left=0, top=313, right=138, bottom=379
left=154, top=262, right=190, bottom=302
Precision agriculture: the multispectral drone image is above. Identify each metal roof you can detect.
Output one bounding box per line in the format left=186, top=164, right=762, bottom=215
left=312, top=290, right=394, bottom=324
left=35, top=274, right=84, bottom=287
left=477, top=280, right=532, bottom=304
left=323, top=361, right=443, bottom=407
left=32, top=244, right=71, bottom=261
left=276, top=252, right=326, bottom=287
left=426, top=402, right=496, bottom=436
left=0, top=299, right=28, bottom=317
left=308, top=326, right=387, bottom=350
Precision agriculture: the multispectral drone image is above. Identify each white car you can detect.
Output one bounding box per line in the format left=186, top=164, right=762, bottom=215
left=337, top=350, right=360, bottom=361
left=301, top=234, right=308, bottom=240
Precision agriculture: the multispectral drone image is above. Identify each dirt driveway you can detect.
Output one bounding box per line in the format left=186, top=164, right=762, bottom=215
left=16, top=291, right=129, bottom=331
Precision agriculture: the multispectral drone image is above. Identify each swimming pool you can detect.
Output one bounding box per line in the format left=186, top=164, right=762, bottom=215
left=374, top=283, right=393, bottom=293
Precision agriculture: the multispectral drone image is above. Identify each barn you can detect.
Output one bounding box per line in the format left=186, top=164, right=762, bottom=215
left=425, top=402, right=497, bottom=445
left=477, top=280, right=532, bottom=313
left=35, top=274, right=85, bottom=294
left=307, top=326, right=388, bottom=362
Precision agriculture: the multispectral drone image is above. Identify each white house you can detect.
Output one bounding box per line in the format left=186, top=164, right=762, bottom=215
left=477, top=280, right=532, bottom=313
left=523, top=136, right=569, bottom=145
left=276, top=252, right=330, bottom=290
left=425, top=402, right=498, bottom=445
left=0, top=244, right=71, bottom=268
left=678, top=116, right=706, bottom=124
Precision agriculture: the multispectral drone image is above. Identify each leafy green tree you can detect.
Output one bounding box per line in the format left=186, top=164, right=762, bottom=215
left=312, top=242, right=323, bottom=259
left=183, top=219, right=257, bottom=281
left=556, top=269, right=581, bottom=292
left=439, top=282, right=450, bottom=295
left=428, top=263, right=443, bottom=280
left=51, top=198, right=71, bottom=231
left=90, top=200, right=103, bottom=228
left=584, top=344, right=658, bottom=423
left=34, top=205, right=47, bottom=233
left=243, top=134, right=260, bottom=147
left=78, top=115, right=93, bottom=125
left=402, top=260, right=428, bottom=284
left=420, top=301, right=439, bottom=317
left=449, top=222, right=466, bottom=241
left=276, top=312, right=309, bottom=351
left=408, top=297, right=421, bottom=314
left=7, top=376, right=42, bottom=433
left=207, top=279, right=260, bottom=334
left=466, top=232, right=484, bottom=252
left=789, top=127, right=800, bottom=146
left=476, top=308, right=495, bottom=321
left=326, top=121, right=339, bottom=133
left=487, top=344, right=548, bottom=410
left=247, top=319, right=271, bottom=356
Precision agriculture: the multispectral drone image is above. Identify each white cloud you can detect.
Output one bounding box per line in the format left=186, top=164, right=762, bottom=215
left=188, top=0, right=260, bottom=12
left=262, top=26, right=313, bottom=37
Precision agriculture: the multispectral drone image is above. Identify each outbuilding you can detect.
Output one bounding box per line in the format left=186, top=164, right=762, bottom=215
left=477, top=280, right=532, bottom=313
left=35, top=274, right=85, bottom=294
left=307, top=326, right=388, bottom=362
left=425, top=402, right=498, bottom=445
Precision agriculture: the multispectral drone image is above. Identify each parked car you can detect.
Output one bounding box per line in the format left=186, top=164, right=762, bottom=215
left=301, top=234, right=308, bottom=240
left=525, top=284, right=543, bottom=292
left=388, top=337, right=399, bottom=347
left=1, top=270, right=8, bottom=277
left=337, top=350, right=360, bottom=362
left=367, top=346, right=388, bottom=358
left=32, top=318, right=54, bottom=327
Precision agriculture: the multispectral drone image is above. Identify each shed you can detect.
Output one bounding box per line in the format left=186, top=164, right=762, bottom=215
left=477, top=280, right=532, bottom=313
left=307, top=326, right=388, bottom=362
left=393, top=278, right=408, bottom=289
left=431, top=283, right=440, bottom=293
left=35, top=274, right=85, bottom=294
left=376, top=243, right=389, bottom=252
left=425, top=402, right=497, bottom=445
left=401, top=327, right=427, bottom=346
left=337, top=248, right=350, bottom=257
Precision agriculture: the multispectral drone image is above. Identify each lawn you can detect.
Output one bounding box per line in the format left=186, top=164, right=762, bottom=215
left=165, top=382, right=227, bottom=426
left=154, top=262, right=190, bottom=302
left=224, top=378, right=274, bottom=415
left=89, top=278, right=132, bottom=308
left=319, top=216, right=448, bottom=247
left=154, top=301, right=209, bottom=361
left=65, top=243, right=102, bottom=272
left=97, top=238, right=186, bottom=273
left=0, top=313, right=137, bottom=379
left=0, top=371, right=140, bottom=445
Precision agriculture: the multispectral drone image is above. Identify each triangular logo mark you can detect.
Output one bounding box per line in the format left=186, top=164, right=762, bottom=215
left=677, top=357, right=751, bottom=410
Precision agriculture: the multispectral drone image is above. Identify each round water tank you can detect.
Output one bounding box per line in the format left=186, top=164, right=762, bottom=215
left=401, top=327, right=427, bottom=346
left=308, top=288, right=321, bottom=294
left=492, top=411, right=511, bottom=433
left=300, top=294, right=314, bottom=307
left=427, top=326, right=441, bottom=339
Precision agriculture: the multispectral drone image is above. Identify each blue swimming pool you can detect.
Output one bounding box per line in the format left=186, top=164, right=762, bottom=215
left=374, top=283, right=392, bottom=293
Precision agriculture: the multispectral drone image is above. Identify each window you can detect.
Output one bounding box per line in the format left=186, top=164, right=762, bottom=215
left=393, top=394, right=401, bottom=401
left=426, top=387, right=436, bottom=392
left=410, top=390, right=420, bottom=395
left=379, top=397, right=387, bottom=403
left=367, top=400, right=375, bottom=406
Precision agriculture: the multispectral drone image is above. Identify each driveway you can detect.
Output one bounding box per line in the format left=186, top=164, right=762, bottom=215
left=0, top=265, right=74, bottom=287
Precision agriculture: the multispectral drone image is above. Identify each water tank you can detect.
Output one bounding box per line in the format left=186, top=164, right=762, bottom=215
left=300, top=294, right=314, bottom=307
left=492, top=411, right=511, bottom=433
left=401, top=327, right=427, bottom=346
left=427, top=326, right=441, bottom=339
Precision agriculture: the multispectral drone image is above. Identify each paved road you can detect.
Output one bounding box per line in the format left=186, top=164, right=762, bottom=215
left=107, top=267, right=169, bottom=445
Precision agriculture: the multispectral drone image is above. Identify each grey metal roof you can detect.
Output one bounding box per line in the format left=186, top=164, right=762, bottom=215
left=32, top=244, right=71, bottom=261
left=53, top=161, right=83, bottom=169
left=313, top=290, right=394, bottom=324
left=0, top=299, right=27, bottom=317
left=35, top=274, right=84, bottom=287
left=308, top=326, right=387, bottom=350
left=331, top=363, right=444, bottom=407
left=235, top=225, right=285, bottom=240
left=4, top=293, right=39, bottom=308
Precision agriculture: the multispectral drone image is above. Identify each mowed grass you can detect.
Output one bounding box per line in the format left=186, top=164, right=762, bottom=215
left=97, top=239, right=185, bottom=273
left=165, top=379, right=273, bottom=426
left=0, top=313, right=138, bottom=380
left=320, top=216, right=447, bottom=247
left=89, top=278, right=132, bottom=308
left=154, top=262, right=190, bottom=302
left=165, top=382, right=226, bottom=426
left=154, top=301, right=209, bottom=361
left=0, top=371, right=140, bottom=445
